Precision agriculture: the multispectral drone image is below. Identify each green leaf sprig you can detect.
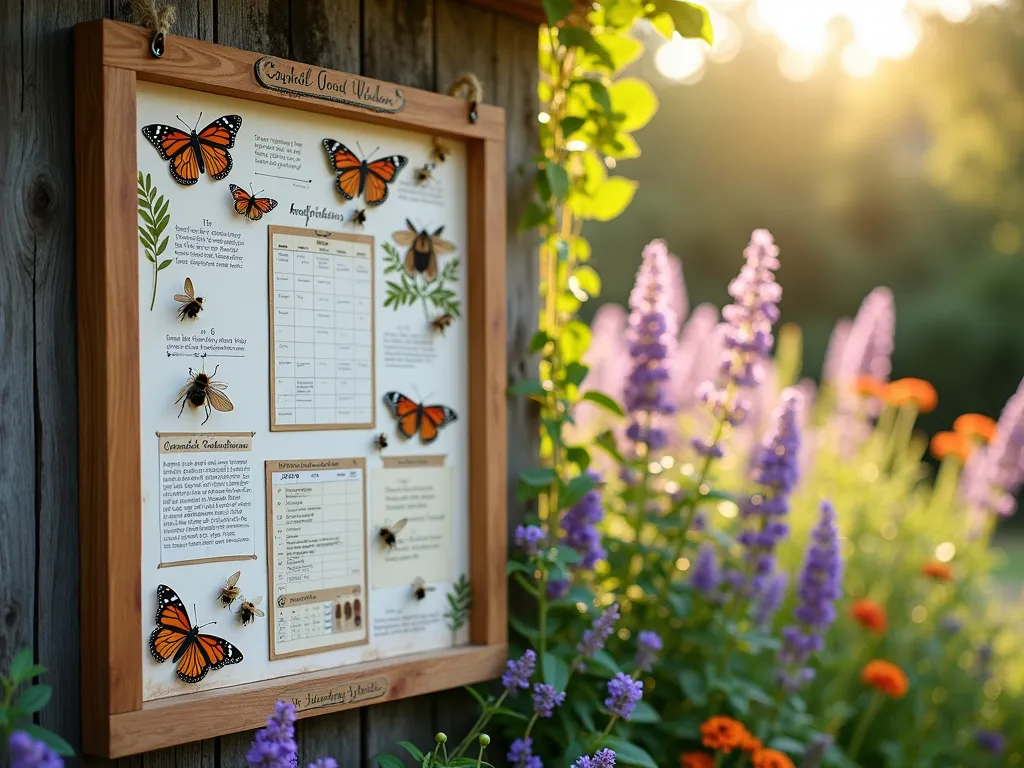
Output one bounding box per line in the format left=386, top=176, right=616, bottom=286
left=138, top=172, right=173, bottom=312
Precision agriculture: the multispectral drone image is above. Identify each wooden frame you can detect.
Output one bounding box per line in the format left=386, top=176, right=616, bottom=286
left=75, top=19, right=507, bottom=759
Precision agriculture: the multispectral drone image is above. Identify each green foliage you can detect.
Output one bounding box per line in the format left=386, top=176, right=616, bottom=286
left=445, top=574, right=473, bottom=644
left=138, top=172, right=173, bottom=312
left=382, top=242, right=461, bottom=321
left=1, top=648, right=74, bottom=756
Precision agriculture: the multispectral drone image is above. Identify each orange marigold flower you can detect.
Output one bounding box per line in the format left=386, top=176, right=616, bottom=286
left=850, top=598, right=887, bottom=634
left=854, top=375, right=886, bottom=399
left=954, top=413, right=998, bottom=444
left=930, top=431, right=971, bottom=462
left=700, top=716, right=749, bottom=753
left=680, top=753, right=715, bottom=768
left=861, top=659, right=909, bottom=698
left=739, top=732, right=763, bottom=753
left=885, top=378, right=938, bottom=413
left=751, top=749, right=796, bottom=768
left=921, top=561, right=953, bottom=582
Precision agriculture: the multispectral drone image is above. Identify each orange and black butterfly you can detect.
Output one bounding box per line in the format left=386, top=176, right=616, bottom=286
left=142, top=113, right=242, bottom=186
left=149, top=585, right=243, bottom=684
left=383, top=391, right=457, bottom=444
left=229, top=184, right=278, bottom=221
left=392, top=220, right=456, bottom=283
left=322, top=139, right=407, bottom=206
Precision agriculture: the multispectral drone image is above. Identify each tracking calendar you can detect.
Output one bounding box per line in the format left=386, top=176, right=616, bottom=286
left=269, top=227, right=375, bottom=431
left=266, top=458, right=369, bottom=658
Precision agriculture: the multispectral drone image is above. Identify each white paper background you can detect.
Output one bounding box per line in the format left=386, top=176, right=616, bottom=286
left=138, top=82, right=470, bottom=701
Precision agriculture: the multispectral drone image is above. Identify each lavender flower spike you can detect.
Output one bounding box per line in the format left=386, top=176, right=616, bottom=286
left=247, top=700, right=298, bottom=768
left=574, top=749, right=617, bottom=768
left=964, top=376, right=1024, bottom=518
left=633, top=630, right=663, bottom=672
left=735, top=387, right=804, bottom=597
left=624, top=239, right=680, bottom=452
left=9, top=732, right=64, bottom=768
left=691, top=543, right=721, bottom=598
left=576, top=603, right=620, bottom=668
left=693, top=230, right=782, bottom=459
left=514, top=524, right=545, bottom=556
left=501, top=649, right=536, bottom=695
left=605, top=672, right=644, bottom=720
left=531, top=682, right=566, bottom=718
left=560, top=470, right=606, bottom=570
left=508, top=738, right=542, bottom=768
left=777, top=500, right=843, bottom=692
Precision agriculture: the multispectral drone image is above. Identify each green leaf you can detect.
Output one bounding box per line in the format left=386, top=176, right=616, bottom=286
left=508, top=613, right=540, bottom=642
left=507, top=560, right=536, bottom=576
left=566, top=446, right=591, bottom=472
left=530, top=330, right=553, bottom=353
left=18, top=724, right=74, bottom=757
left=397, top=741, right=425, bottom=762
left=508, top=379, right=547, bottom=396
left=464, top=685, right=489, bottom=710
left=155, top=237, right=169, bottom=256
left=588, top=648, right=621, bottom=676
left=541, top=652, right=570, bottom=691
left=145, top=252, right=157, bottom=264
left=584, top=177, right=637, bottom=221
left=678, top=669, right=708, bottom=706
left=602, top=737, right=657, bottom=768
left=593, top=32, right=644, bottom=74
left=374, top=754, right=407, bottom=768
left=582, top=80, right=611, bottom=113
left=10, top=648, right=35, bottom=685
left=542, top=0, right=573, bottom=24
left=561, top=116, right=587, bottom=138
left=545, top=163, right=570, bottom=201
left=520, top=467, right=559, bottom=487
left=15, top=684, right=52, bottom=714
left=653, top=0, right=714, bottom=44
left=565, top=361, right=589, bottom=387
left=561, top=472, right=599, bottom=509
left=520, top=200, right=554, bottom=231
left=158, top=259, right=173, bottom=270
left=581, top=391, right=624, bottom=416
left=560, top=320, right=591, bottom=363
left=559, top=28, right=615, bottom=70
left=610, top=78, right=659, bottom=133
left=572, top=265, right=601, bottom=297
left=627, top=699, right=660, bottom=724
left=138, top=209, right=155, bottom=228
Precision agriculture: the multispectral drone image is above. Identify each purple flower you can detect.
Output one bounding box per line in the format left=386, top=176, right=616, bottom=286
left=604, top=672, right=643, bottom=720
left=306, top=760, right=338, bottom=768
left=531, top=682, right=566, bottom=718
left=734, top=388, right=804, bottom=597
left=624, top=240, right=680, bottom=452
left=8, top=732, right=63, bottom=768
left=691, top=543, right=721, bottom=598
left=755, top=571, right=789, bottom=628
left=633, top=630, right=663, bottom=672
left=501, top=649, right=536, bottom=695
left=671, top=305, right=723, bottom=413
left=693, top=230, right=782, bottom=459
left=940, top=616, right=963, bottom=634
left=976, top=729, right=1006, bottom=755
left=507, top=738, right=542, bottom=768
left=515, top=524, right=546, bottom=556
left=573, top=749, right=617, bottom=768
left=576, top=603, right=620, bottom=667
left=778, top=501, right=843, bottom=692
left=547, top=578, right=569, bottom=600
left=964, top=376, right=1024, bottom=518
left=247, top=700, right=298, bottom=768
left=821, top=319, right=852, bottom=385
left=838, top=287, right=895, bottom=385
left=560, top=471, right=606, bottom=570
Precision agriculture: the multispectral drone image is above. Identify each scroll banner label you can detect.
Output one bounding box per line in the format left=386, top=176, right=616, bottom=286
left=254, top=57, right=406, bottom=114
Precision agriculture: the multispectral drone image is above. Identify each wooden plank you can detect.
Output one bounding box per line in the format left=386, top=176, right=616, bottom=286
left=434, top=0, right=497, bottom=99
left=97, top=20, right=505, bottom=141
left=297, top=711, right=362, bottom=767
left=75, top=27, right=144, bottom=755
left=462, top=0, right=544, bottom=24
left=363, top=696, right=437, bottom=767
left=290, top=0, right=361, bottom=73
left=140, top=741, right=215, bottom=768
left=362, top=0, right=434, bottom=90
left=111, top=0, right=213, bottom=40
left=105, top=644, right=505, bottom=757
left=215, top=0, right=290, bottom=56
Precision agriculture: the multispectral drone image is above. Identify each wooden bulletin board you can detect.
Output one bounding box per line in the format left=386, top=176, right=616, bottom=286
left=74, top=20, right=507, bottom=759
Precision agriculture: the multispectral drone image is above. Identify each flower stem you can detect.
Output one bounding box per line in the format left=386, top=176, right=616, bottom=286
left=150, top=261, right=158, bottom=311
left=475, top=743, right=486, bottom=768
left=452, top=692, right=507, bottom=758
left=848, top=691, right=884, bottom=761
left=599, top=714, right=619, bottom=743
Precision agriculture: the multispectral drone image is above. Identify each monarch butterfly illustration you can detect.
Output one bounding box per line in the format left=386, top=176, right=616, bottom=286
left=229, top=184, right=278, bottom=221
left=149, top=585, right=243, bottom=684
left=142, top=113, right=242, bottom=186
left=322, top=139, right=407, bottom=206
left=392, top=220, right=456, bottom=283
left=383, top=391, right=457, bottom=444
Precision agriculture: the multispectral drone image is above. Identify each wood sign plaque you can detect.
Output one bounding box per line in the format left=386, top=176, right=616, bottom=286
left=74, top=20, right=507, bottom=759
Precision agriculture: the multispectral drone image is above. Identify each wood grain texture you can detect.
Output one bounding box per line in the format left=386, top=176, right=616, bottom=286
left=462, top=0, right=545, bottom=24
left=363, top=697, right=436, bottom=767
left=290, top=0, right=361, bottom=73
left=215, top=0, right=290, bottom=56
left=434, top=0, right=497, bottom=99
left=362, top=0, right=435, bottom=90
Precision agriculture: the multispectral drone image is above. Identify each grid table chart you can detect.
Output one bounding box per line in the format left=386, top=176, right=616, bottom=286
left=267, top=459, right=369, bottom=658
left=269, top=227, right=375, bottom=431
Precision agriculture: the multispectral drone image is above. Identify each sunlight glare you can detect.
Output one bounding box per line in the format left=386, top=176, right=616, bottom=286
left=841, top=43, right=878, bottom=78
left=655, top=34, right=708, bottom=82
left=778, top=48, right=816, bottom=81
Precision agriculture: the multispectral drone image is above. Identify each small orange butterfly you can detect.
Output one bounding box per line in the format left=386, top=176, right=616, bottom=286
left=229, top=184, right=278, bottom=221
left=383, top=392, right=457, bottom=444
left=142, top=113, right=241, bottom=186
left=323, top=140, right=407, bottom=206
left=149, top=585, right=243, bottom=684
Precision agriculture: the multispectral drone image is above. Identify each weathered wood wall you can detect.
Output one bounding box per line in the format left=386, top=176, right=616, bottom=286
left=0, top=1, right=538, bottom=765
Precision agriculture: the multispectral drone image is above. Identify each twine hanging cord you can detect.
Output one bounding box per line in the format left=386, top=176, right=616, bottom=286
left=132, top=0, right=176, bottom=56
left=446, top=73, right=483, bottom=123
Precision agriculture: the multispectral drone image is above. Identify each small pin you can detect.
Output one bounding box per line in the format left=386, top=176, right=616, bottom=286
left=150, top=31, right=165, bottom=58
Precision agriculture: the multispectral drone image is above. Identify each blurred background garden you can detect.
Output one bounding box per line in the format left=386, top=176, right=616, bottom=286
left=581, top=0, right=1024, bottom=574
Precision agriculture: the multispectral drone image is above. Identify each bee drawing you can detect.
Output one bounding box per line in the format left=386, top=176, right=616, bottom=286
left=392, top=219, right=455, bottom=283
left=174, top=277, right=204, bottom=321
left=374, top=433, right=389, bottom=452
left=351, top=208, right=367, bottom=227
left=411, top=577, right=436, bottom=601
left=217, top=571, right=241, bottom=608
left=431, top=313, right=455, bottom=335
left=176, top=364, right=234, bottom=425
left=378, top=518, right=408, bottom=550
left=236, top=595, right=264, bottom=626
left=431, top=140, right=450, bottom=164
left=415, top=164, right=434, bottom=184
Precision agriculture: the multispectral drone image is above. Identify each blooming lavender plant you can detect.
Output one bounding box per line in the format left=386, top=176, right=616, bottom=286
left=575, top=603, right=620, bottom=668
left=246, top=700, right=298, bottom=768
left=633, top=630, right=662, bottom=672
left=531, top=683, right=566, bottom=718
left=515, top=524, right=546, bottom=556
left=572, top=748, right=617, bottom=768
left=964, top=376, right=1024, bottom=518
left=624, top=240, right=679, bottom=453
left=692, top=230, right=782, bottom=460
left=8, top=733, right=63, bottom=768
left=778, top=500, right=844, bottom=691
left=502, top=649, right=537, bottom=695
left=508, top=737, right=542, bottom=768
left=604, top=672, right=644, bottom=720
left=837, top=287, right=895, bottom=386
left=691, top=543, right=722, bottom=599
left=560, top=471, right=606, bottom=570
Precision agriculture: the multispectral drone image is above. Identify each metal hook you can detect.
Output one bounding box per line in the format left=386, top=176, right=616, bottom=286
left=150, top=31, right=165, bottom=58
left=468, top=100, right=479, bottom=124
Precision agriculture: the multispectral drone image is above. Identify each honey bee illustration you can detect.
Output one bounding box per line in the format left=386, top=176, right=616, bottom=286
left=351, top=208, right=367, bottom=227
left=378, top=518, right=408, bottom=550
left=415, top=164, right=434, bottom=184
left=236, top=595, right=264, bottom=626
left=174, top=277, right=204, bottom=321
left=431, top=140, right=451, bottom=164
left=176, top=363, right=234, bottom=425
left=431, top=313, right=455, bottom=335
left=217, top=571, right=241, bottom=608
left=411, top=577, right=436, bottom=601
left=392, top=219, right=455, bottom=283
left=374, top=433, right=389, bottom=452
